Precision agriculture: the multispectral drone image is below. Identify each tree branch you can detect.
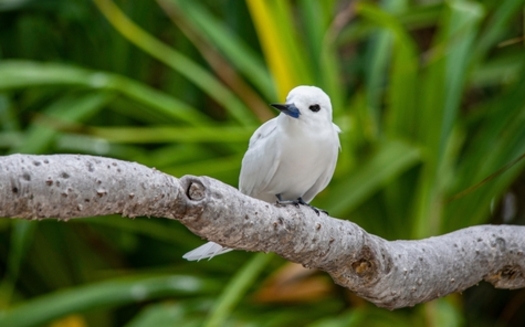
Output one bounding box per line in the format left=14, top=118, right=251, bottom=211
left=1, top=154, right=524, bottom=309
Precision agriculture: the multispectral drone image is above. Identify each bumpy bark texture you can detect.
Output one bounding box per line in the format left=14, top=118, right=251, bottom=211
left=1, top=154, right=524, bottom=309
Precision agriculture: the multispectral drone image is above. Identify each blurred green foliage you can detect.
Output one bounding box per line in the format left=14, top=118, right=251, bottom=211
left=0, top=0, right=525, bottom=326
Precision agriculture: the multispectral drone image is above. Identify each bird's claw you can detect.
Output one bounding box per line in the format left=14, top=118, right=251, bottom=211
left=275, top=196, right=328, bottom=216
left=297, top=198, right=328, bottom=216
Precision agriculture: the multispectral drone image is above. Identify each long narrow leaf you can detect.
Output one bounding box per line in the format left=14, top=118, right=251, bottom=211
left=167, top=0, right=276, bottom=100
left=0, top=60, right=209, bottom=126
left=0, top=275, right=219, bottom=327
left=411, top=1, right=484, bottom=238
left=246, top=0, right=312, bottom=97
left=324, top=140, right=421, bottom=216
left=92, top=0, right=256, bottom=125
left=12, top=92, right=111, bottom=154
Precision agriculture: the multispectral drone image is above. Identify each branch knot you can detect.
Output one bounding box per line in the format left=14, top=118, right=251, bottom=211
left=187, top=181, right=205, bottom=201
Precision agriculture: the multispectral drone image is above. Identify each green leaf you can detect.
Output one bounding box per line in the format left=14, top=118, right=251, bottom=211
left=168, top=0, right=276, bottom=100
left=0, top=60, right=210, bottom=126
left=92, top=0, right=257, bottom=125
left=0, top=221, right=36, bottom=307
left=12, top=92, right=111, bottom=154
left=0, top=275, right=219, bottom=327
left=325, top=140, right=421, bottom=216
left=411, top=0, right=484, bottom=238
left=89, top=126, right=254, bottom=143
left=203, top=253, right=274, bottom=327
left=125, top=302, right=201, bottom=327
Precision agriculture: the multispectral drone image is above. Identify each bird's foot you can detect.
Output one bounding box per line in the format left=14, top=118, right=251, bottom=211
left=275, top=195, right=328, bottom=216
left=296, top=198, right=329, bottom=216
left=275, top=198, right=301, bottom=208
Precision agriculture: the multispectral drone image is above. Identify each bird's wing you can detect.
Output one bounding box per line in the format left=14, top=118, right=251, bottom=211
left=302, top=125, right=341, bottom=203
left=239, top=118, right=280, bottom=200
left=333, top=123, right=342, bottom=148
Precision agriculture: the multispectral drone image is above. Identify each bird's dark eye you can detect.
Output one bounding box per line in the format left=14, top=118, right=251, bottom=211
left=309, top=104, right=320, bottom=112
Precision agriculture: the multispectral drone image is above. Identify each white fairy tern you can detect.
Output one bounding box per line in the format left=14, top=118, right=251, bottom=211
left=183, top=85, right=341, bottom=261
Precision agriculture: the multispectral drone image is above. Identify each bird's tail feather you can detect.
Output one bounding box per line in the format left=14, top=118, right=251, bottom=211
left=182, top=242, right=233, bottom=261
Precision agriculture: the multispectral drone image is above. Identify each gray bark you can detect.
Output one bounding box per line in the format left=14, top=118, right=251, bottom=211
left=0, top=153, right=524, bottom=309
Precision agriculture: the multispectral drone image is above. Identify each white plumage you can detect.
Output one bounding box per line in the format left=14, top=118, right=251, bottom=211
left=183, top=85, right=341, bottom=261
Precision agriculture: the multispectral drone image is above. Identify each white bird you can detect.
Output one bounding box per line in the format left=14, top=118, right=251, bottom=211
left=183, top=85, right=341, bottom=261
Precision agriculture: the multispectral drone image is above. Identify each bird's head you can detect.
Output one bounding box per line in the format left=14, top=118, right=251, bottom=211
left=271, top=85, right=333, bottom=124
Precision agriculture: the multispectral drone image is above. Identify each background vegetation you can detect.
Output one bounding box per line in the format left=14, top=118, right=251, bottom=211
left=0, top=0, right=524, bottom=326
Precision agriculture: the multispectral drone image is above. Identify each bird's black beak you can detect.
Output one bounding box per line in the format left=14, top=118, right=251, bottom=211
left=270, top=103, right=301, bottom=118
